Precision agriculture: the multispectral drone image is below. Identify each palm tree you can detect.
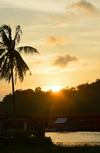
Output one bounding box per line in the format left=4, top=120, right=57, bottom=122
left=0, top=24, right=39, bottom=129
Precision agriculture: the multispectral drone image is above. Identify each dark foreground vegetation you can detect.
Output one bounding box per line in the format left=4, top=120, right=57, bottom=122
left=0, top=143, right=100, bottom=153
left=0, top=131, right=100, bottom=153
left=0, top=79, right=100, bottom=115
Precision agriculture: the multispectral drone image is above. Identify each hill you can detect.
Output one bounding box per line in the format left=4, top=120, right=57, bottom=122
left=0, top=79, right=100, bottom=116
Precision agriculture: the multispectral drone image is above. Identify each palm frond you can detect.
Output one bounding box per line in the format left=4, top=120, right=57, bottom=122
left=0, top=54, right=11, bottom=82
left=17, top=46, right=39, bottom=54
left=14, top=25, right=22, bottom=46
left=15, top=25, right=22, bottom=35
left=0, top=29, right=10, bottom=47
left=0, top=48, right=6, bottom=56
left=13, top=50, right=31, bottom=83
left=0, top=55, right=5, bottom=68
left=0, top=42, right=6, bottom=48
left=0, top=24, right=11, bottom=39
left=0, top=24, right=11, bottom=31
left=0, top=52, right=8, bottom=66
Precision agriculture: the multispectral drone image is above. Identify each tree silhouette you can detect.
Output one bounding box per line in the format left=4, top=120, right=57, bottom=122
left=0, top=24, right=39, bottom=129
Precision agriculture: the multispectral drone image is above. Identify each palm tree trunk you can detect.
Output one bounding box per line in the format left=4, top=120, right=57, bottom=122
left=11, top=66, right=16, bottom=130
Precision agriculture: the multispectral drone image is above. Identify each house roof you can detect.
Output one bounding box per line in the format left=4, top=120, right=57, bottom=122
left=54, top=118, right=67, bottom=123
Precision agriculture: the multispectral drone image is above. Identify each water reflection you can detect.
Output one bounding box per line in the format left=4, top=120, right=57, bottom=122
left=46, top=132, right=100, bottom=146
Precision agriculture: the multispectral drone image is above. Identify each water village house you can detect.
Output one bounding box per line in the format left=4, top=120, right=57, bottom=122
left=54, top=118, right=68, bottom=131
left=0, top=110, right=100, bottom=133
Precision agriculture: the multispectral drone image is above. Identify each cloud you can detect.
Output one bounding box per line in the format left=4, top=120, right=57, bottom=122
left=70, top=0, right=99, bottom=14
left=35, top=60, right=42, bottom=65
left=49, top=1, right=99, bottom=25
left=82, top=62, right=88, bottom=67
left=49, top=12, right=77, bottom=24
left=46, top=35, right=71, bottom=46
left=52, top=54, right=78, bottom=68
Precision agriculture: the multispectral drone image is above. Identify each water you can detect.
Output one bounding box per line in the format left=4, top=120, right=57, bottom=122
left=45, top=132, right=100, bottom=146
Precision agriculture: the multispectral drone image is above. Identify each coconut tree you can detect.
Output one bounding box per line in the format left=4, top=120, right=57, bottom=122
left=0, top=24, right=39, bottom=129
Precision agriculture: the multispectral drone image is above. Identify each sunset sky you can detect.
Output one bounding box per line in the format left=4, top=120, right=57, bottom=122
left=0, top=0, right=100, bottom=100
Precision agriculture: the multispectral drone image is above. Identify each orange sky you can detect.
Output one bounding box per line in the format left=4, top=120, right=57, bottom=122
left=0, top=0, right=100, bottom=100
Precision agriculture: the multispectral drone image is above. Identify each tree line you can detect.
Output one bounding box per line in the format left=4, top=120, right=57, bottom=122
left=0, top=79, right=100, bottom=116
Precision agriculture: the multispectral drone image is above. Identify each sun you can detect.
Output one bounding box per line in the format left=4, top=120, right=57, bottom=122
left=48, top=86, right=62, bottom=92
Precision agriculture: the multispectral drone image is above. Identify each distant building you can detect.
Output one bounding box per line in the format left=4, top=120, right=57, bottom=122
left=0, top=110, right=100, bottom=133
left=54, top=118, right=68, bottom=131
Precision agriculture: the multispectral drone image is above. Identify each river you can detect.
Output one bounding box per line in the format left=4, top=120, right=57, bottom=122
left=45, top=132, right=100, bottom=146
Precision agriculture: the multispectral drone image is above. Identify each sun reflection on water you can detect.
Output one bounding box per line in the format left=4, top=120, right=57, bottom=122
left=46, top=132, right=100, bottom=146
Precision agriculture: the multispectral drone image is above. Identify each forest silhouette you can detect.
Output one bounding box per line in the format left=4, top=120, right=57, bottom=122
left=0, top=79, right=100, bottom=116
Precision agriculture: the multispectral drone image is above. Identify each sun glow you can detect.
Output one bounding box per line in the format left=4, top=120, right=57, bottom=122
left=48, top=86, right=62, bottom=92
